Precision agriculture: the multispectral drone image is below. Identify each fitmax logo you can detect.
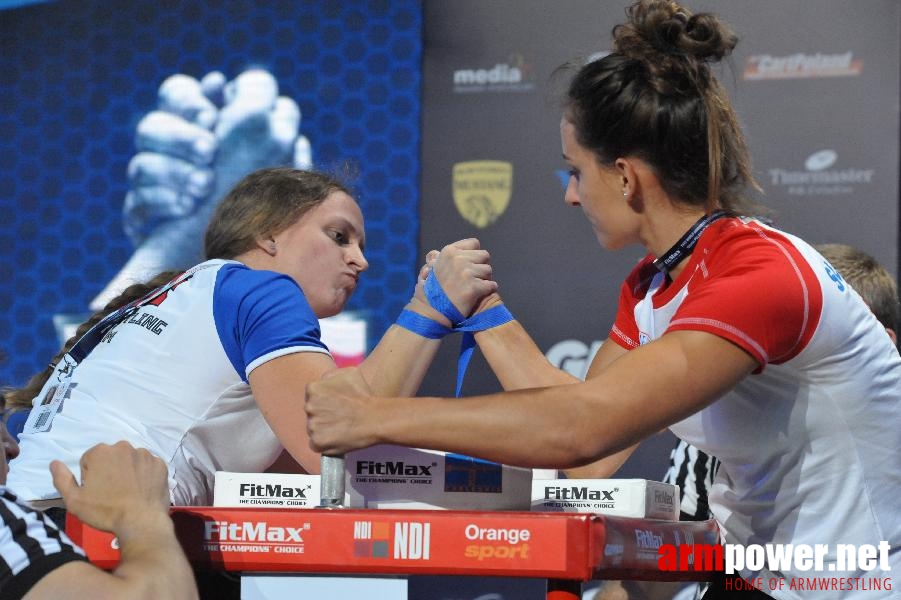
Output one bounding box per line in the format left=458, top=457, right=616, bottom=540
left=355, top=461, right=434, bottom=476
left=204, top=521, right=306, bottom=543
left=238, top=483, right=309, bottom=498
left=636, top=529, right=664, bottom=550
left=543, top=486, right=616, bottom=501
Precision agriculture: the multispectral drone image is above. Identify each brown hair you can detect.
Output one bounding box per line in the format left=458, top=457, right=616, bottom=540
left=204, top=167, right=352, bottom=260
left=563, top=0, right=761, bottom=214
left=2, top=271, right=181, bottom=412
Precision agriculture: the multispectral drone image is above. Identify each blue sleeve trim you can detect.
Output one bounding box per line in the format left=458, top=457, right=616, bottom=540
left=213, top=264, right=328, bottom=382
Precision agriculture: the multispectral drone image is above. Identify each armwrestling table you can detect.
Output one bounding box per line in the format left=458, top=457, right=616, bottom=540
left=67, top=507, right=719, bottom=599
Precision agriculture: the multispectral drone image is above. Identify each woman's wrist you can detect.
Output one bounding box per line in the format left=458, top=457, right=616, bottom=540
left=405, top=297, right=453, bottom=328
left=472, top=291, right=503, bottom=315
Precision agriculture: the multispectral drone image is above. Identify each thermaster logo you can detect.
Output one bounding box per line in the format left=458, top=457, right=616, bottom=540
left=353, top=521, right=431, bottom=560
left=453, top=53, right=535, bottom=93
left=767, top=149, right=874, bottom=197
left=452, top=161, right=512, bottom=229
left=743, top=51, right=863, bottom=80
left=203, top=520, right=310, bottom=554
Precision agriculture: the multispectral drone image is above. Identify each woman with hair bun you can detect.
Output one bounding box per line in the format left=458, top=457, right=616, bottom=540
left=306, top=2, right=901, bottom=598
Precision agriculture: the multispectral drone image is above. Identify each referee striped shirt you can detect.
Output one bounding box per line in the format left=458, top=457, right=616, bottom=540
left=662, top=439, right=721, bottom=522
left=0, top=487, right=86, bottom=599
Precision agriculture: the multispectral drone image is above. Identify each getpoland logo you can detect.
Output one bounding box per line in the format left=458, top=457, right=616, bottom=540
left=744, top=51, right=863, bottom=80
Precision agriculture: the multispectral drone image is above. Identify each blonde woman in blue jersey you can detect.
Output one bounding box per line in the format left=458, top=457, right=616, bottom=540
left=9, top=167, right=496, bottom=506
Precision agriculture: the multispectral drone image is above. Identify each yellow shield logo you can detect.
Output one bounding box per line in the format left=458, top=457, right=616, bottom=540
left=452, top=161, right=512, bottom=228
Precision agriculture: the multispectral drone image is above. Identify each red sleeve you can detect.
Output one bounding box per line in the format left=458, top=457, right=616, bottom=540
left=609, top=256, right=657, bottom=351
left=667, top=226, right=822, bottom=367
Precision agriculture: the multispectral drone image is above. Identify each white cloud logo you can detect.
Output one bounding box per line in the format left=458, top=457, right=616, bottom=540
left=805, top=150, right=838, bottom=172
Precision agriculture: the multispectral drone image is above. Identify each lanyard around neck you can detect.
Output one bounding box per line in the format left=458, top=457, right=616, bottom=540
left=652, top=210, right=728, bottom=274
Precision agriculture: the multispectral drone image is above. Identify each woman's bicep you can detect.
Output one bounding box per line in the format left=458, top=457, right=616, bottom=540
left=248, top=351, right=337, bottom=473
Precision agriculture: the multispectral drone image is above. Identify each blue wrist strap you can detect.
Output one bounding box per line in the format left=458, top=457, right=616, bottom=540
left=424, top=273, right=465, bottom=325
left=395, top=309, right=452, bottom=339
left=408, top=272, right=515, bottom=397
left=455, top=304, right=514, bottom=333
left=452, top=304, right=514, bottom=397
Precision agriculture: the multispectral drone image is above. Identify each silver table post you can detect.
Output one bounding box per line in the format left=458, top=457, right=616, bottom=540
left=319, top=455, right=345, bottom=508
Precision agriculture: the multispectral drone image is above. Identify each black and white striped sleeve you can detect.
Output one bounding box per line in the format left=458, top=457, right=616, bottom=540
left=662, top=438, right=721, bottom=522
left=0, top=488, right=87, bottom=600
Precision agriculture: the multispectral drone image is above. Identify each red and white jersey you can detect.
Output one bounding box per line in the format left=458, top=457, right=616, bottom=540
left=611, top=217, right=901, bottom=597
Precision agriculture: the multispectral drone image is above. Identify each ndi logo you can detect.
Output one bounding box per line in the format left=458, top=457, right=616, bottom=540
left=394, top=522, right=431, bottom=560
left=353, top=521, right=431, bottom=560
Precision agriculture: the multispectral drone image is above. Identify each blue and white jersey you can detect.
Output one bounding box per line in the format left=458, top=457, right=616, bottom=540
left=8, top=260, right=330, bottom=505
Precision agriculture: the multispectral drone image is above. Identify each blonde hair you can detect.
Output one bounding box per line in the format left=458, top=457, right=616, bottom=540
left=204, top=167, right=352, bottom=260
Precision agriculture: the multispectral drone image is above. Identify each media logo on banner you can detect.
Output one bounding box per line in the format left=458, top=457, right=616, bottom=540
left=453, top=53, right=535, bottom=93
left=452, top=161, right=513, bottom=228
left=353, top=520, right=431, bottom=560
left=744, top=51, right=863, bottom=80
left=767, top=149, right=874, bottom=197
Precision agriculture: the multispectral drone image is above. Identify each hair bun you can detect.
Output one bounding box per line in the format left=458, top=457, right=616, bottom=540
left=613, top=0, right=737, bottom=65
